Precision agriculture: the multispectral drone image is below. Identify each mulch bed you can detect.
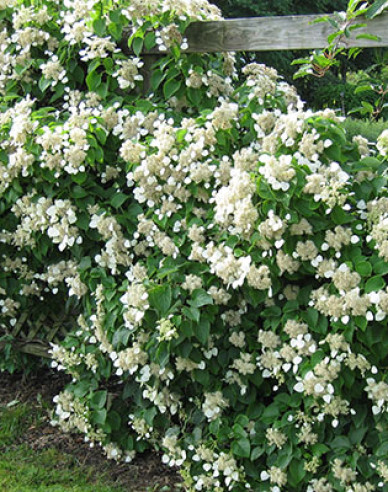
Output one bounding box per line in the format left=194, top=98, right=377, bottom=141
left=0, top=369, right=182, bottom=491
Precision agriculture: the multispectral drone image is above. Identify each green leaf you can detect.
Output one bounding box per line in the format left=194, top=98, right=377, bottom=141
left=327, top=31, right=341, bottom=44
left=92, top=408, right=107, bottom=425
left=72, top=185, right=88, bottom=198
left=283, top=300, right=299, bottom=313
left=366, top=0, right=388, bottom=18
left=376, top=441, right=388, bottom=457
left=38, top=77, right=52, bottom=93
left=133, top=37, right=144, bottom=56
left=149, top=285, right=172, bottom=316
left=72, top=380, right=92, bottom=397
left=143, top=407, right=157, bottom=426
left=106, top=410, right=121, bottom=431
left=72, top=65, right=85, bottom=84
left=355, top=315, right=368, bottom=331
left=79, top=256, right=91, bottom=270
left=96, top=82, right=108, bottom=99
left=262, top=404, right=280, bottom=422
left=233, top=423, right=247, bottom=439
left=361, top=101, right=374, bottom=113
left=311, top=443, right=330, bottom=456
left=354, top=84, right=375, bottom=94
left=349, top=426, right=368, bottom=445
left=360, top=156, right=383, bottom=170
left=235, top=414, right=250, bottom=427
left=151, top=70, right=165, bottom=91
left=189, top=289, right=213, bottom=308
left=243, top=286, right=266, bottom=308
left=195, top=319, right=210, bottom=345
left=276, top=444, right=294, bottom=468
left=365, top=275, right=385, bottom=293
left=176, top=129, right=187, bottom=143
left=71, top=172, right=88, bottom=184
left=374, top=260, right=388, bottom=275
left=250, top=446, right=265, bottom=461
left=86, top=70, right=102, bottom=92
left=304, top=308, right=319, bottom=327
left=49, top=83, right=65, bottom=103
left=95, top=127, right=107, bottom=145
left=331, top=205, right=350, bottom=225
left=163, top=78, right=181, bottom=99
left=331, top=435, right=352, bottom=451
left=232, top=437, right=251, bottom=458
left=288, top=459, right=306, bottom=486
left=355, top=261, right=372, bottom=276
left=108, top=22, right=123, bottom=41
left=126, top=203, right=144, bottom=222
left=91, top=390, right=107, bottom=409
left=182, top=306, right=200, bottom=323
left=93, top=18, right=106, bottom=37
left=112, top=328, right=130, bottom=348
left=155, top=342, right=169, bottom=367
left=88, top=59, right=101, bottom=73
left=144, top=32, right=156, bottom=50
left=111, top=193, right=127, bottom=209
left=187, top=88, right=203, bottom=106
left=193, top=368, right=210, bottom=386
left=109, top=9, right=122, bottom=23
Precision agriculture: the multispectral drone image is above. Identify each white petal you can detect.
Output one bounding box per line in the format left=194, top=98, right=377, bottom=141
left=294, top=382, right=304, bottom=393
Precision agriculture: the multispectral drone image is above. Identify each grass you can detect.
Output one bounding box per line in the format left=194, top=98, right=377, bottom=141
left=0, top=401, right=125, bottom=492
left=0, top=447, right=123, bottom=492
left=0, top=368, right=182, bottom=492
left=0, top=398, right=180, bottom=492
left=342, top=117, right=388, bottom=142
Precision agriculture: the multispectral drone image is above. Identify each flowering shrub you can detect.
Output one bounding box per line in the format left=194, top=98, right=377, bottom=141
left=1, top=0, right=388, bottom=490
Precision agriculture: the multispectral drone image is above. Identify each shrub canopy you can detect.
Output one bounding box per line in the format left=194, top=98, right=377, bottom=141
left=1, top=0, right=388, bottom=491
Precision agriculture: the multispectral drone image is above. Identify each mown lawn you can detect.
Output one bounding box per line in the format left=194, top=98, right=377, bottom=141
left=0, top=401, right=125, bottom=492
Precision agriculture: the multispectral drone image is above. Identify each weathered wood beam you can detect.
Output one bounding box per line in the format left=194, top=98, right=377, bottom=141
left=123, top=12, right=388, bottom=54
left=18, top=341, right=50, bottom=359
left=0, top=339, right=50, bottom=358
left=183, top=13, right=388, bottom=53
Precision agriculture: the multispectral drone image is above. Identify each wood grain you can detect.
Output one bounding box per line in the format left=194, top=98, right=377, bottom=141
left=123, top=13, right=388, bottom=54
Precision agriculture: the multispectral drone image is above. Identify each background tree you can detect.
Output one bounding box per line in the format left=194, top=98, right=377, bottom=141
left=212, top=0, right=384, bottom=113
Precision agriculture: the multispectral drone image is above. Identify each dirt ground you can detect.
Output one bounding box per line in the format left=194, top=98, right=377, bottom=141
left=0, top=369, right=182, bottom=491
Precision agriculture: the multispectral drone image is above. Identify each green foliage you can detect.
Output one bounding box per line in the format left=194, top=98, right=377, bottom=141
left=211, top=0, right=352, bottom=106
left=311, top=82, right=387, bottom=117
left=212, top=0, right=349, bottom=18
left=1, top=0, right=388, bottom=491
left=0, top=337, right=50, bottom=374
left=293, top=0, right=388, bottom=119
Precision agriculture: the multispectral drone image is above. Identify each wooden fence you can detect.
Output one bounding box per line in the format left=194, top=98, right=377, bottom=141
left=0, top=311, right=77, bottom=359
left=125, top=12, right=388, bottom=54
left=5, top=11, right=388, bottom=359
left=122, top=12, right=388, bottom=93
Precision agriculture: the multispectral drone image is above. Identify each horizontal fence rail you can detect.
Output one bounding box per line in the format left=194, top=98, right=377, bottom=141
left=123, top=12, right=388, bottom=54
left=183, top=13, right=388, bottom=52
